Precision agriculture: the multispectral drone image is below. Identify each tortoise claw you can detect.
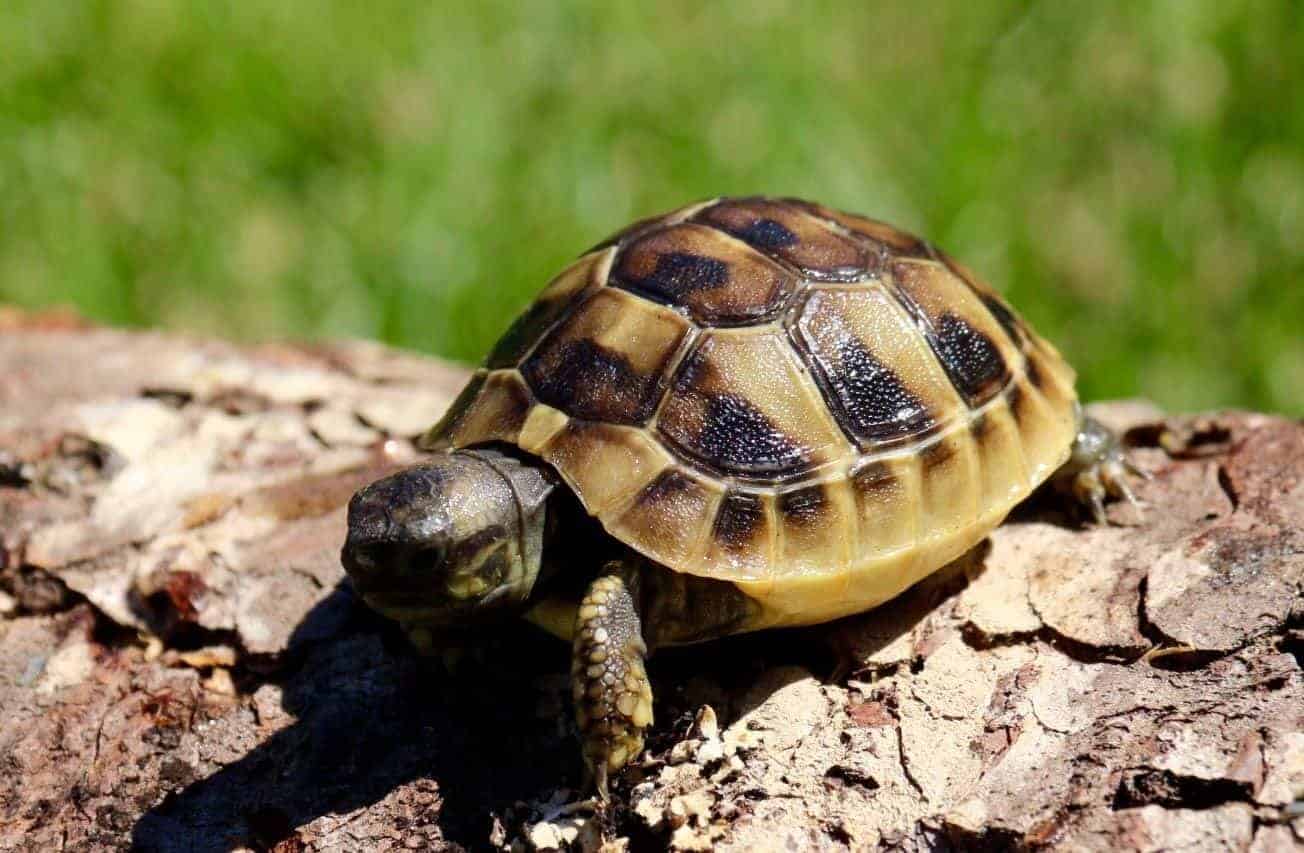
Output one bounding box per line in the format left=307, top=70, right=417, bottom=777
left=1122, top=456, right=1152, bottom=481
left=1071, top=471, right=1108, bottom=526
left=1088, top=487, right=1108, bottom=526
left=1102, top=459, right=1145, bottom=515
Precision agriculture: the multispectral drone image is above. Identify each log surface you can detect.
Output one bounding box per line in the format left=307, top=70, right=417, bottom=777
left=1, top=312, right=1300, bottom=851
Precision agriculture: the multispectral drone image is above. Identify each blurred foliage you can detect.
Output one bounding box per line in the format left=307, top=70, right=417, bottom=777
left=1, top=0, right=1301, bottom=414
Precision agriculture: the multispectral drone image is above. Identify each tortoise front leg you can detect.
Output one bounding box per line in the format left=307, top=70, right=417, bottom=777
left=570, top=569, right=653, bottom=799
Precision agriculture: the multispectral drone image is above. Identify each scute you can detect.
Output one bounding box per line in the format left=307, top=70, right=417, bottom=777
left=609, top=468, right=721, bottom=571
left=786, top=199, right=934, bottom=258
left=656, top=328, right=854, bottom=481
left=694, top=198, right=871, bottom=280
left=613, top=224, right=798, bottom=325
left=426, top=197, right=1080, bottom=627
left=705, top=489, right=776, bottom=578
left=776, top=478, right=856, bottom=576
left=522, top=288, right=690, bottom=425
left=891, top=259, right=1020, bottom=408
left=793, top=284, right=965, bottom=449
left=538, top=420, right=674, bottom=517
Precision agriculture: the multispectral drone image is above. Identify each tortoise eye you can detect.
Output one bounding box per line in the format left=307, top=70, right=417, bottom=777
left=343, top=542, right=396, bottom=575
left=408, top=545, right=446, bottom=577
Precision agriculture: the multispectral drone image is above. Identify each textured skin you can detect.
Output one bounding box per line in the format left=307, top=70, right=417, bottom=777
left=570, top=573, right=652, bottom=798
left=427, top=197, right=1081, bottom=629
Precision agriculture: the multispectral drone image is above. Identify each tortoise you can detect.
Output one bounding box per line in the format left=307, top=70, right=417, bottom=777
left=340, top=197, right=1142, bottom=796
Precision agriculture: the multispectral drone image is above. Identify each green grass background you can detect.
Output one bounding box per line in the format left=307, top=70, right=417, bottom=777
left=2, top=1, right=1301, bottom=414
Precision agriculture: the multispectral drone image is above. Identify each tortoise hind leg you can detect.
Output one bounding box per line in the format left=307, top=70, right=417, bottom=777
left=1057, top=414, right=1148, bottom=524
left=571, top=569, right=653, bottom=800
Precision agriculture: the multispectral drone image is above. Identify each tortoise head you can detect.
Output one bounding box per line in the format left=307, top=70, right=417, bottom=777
left=341, top=450, right=553, bottom=628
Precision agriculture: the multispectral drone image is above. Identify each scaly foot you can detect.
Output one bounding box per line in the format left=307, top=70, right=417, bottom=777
left=571, top=571, right=653, bottom=800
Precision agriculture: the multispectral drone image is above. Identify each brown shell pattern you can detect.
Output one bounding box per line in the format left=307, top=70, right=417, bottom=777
left=428, top=197, right=1079, bottom=584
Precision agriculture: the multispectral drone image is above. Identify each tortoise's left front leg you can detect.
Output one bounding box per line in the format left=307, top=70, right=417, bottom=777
left=571, top=569, right=653, bottom=800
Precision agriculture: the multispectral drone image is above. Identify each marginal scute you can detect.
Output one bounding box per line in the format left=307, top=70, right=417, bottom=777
left=705, top=490, right=776, bottom=578
left=540, top=421, right=674, bottom=517
left=777, top=479, right=855, bottom=575
left=517, top=403, right=570, bottom=456
left=695, top=198, right=871, bottom=280
left=485, top=248, right=612, bottom=369
left=848, top=455, right=919, bottom=561
left=917, top=431, right=981, bottom=528
left=523, top=288, right=691, bottom=425
left=425, top=370, right=531, bottom=450
left=1006, top=377, right=1077, bottom=484
left=423, top=369, right=487, bottom=449
left=891, top=259, right=1020, bottom=408
left=793, top=285, right=965, bottom=449
left=1025, top=339, right=1078, bottom=414
left=609, top=468, right=720, bottom=570
left=656, top=329, right=854, bottom=480
left=970, top=400, right=1032, bottom=506
left=613, top=223, right=799, bottom=325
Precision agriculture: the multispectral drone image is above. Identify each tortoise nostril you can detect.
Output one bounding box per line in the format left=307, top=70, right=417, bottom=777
left=346, top=495, right=393, bottom=542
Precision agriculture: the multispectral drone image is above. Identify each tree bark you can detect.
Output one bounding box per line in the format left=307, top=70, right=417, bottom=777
left=1, top=311, right=1300, bottom=852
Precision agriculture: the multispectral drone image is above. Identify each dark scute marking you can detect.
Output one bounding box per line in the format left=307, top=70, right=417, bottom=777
left=891, top=235, right=932, bottom=259
left=635, top=251, right=730, bottom=300
left=933, top=312, right=1010, bottom=406
left=524, top=339, right=655, bottom=424
left=733, top=218, right=799, bottom=250
left=970, top=412, right=991, bottom=444
left=851, top=460, right=898, bottom=498
left=978, top=292, right=1027, bottom=348
left=713, top=492, right=767, bottom=549
left=694, top=393, right=808, bottom=477
left=635, top=468, right=699, bottom=511
left=827, top=334, right=936, bottom=444
left=1025, top=355, right=1046, bottom=390
left=670, top=339, right=712, bottom=388
left=1007, top=384, right=1029, bottom=428
left=779, top=484, right=828, bottom=528
left=705, top=200, right=871, bottom=281
left=921, top=438, right=957, bottom=472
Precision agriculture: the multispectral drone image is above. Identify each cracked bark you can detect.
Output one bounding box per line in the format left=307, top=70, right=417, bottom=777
left=1, top=313, right=1301, bottom=852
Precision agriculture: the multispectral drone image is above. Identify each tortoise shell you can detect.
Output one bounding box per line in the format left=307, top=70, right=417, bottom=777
left=426, top=197, right=1079, bottom=628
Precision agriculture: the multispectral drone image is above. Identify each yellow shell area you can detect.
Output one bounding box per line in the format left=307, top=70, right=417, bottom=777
left=425, top=199, right=1080, bottom=630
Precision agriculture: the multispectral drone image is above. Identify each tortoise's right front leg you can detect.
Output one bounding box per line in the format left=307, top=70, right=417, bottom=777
left=571, top=570, right=653, bottom=800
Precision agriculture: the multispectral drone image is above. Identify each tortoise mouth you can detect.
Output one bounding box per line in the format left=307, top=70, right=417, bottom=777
left=361, top=595, right=473, bottom=625
left=358, top=588, right=517, bottom=627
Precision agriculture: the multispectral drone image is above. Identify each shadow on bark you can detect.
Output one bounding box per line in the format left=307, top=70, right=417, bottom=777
left=131, top=583, right=574, bottom=851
